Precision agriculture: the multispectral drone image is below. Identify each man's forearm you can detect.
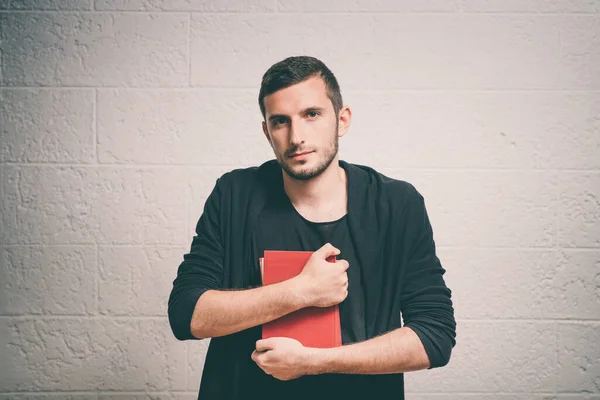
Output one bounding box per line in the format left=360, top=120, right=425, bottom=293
left=307, top=327, right=430, bottom=375
left=190, top=278, right=308, bottom=338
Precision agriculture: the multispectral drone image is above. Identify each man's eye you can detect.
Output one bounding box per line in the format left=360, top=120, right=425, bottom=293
left=306, top=111, right=319, bottom=118
left=272, top=118, right=286, bottom=127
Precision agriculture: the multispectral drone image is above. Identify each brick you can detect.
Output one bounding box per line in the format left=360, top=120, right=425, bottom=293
left=553, top=250, right=600, bottom=319
left=439, top=248, right=557, bottom=319
left=93, top=167, right=189, bottom=245
left=97, top=89, right=271, bottom=165
left=1, top=166, right=188, bottom=245
left=0, top=397, right=197, bottom=400
left=559, top=16, right=600, bottom=90
left=277, top=0, right=459, bottom=12
left=379, top=170, right=558, bottom=247
left=440, top=248, right=600, bottom=320
left=343, top=91, right=600, bottom=169
left=98, top=246, right=187, bottom=316
left=557, top=323, right=600, bottom=392
left=0, top=89, right=95, bottom=163
left=1, top=13, right=188, bottom=87
left=0, top=395, right=97, bottom=400
left=558, top=172, right=600, bottom=248
left=460, top=0, right=600, bottom=13
left=404, top=321, right=556, bottom=392
left=0, top=164, right=4, bottom=241
left=191, top=14, right=563, bottom=90
left=187, top=339, right=210, bottom=391
left=0, top=111, right=4, bottom=163
left=0, top=0, right=92, bottom=10
left=0, top=318, right=186, bottom=391
left=0, top=246, right=96, bottom=315
left=96, top=0, right=275, bottom=11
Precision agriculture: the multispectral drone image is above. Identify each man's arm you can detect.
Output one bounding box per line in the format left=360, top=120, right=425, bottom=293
left=306, top=188, right=455, bottom=373
left=303, top=188, right=454, bottom=375
left=190, top=281, right=306, bottom=338
left=252, top=187, right=455, bottom=380
left=168, top=173, right=350, bottom=341
left=168, top=177, right=225, bottom=341
left=398, top=189, right=456, bottom=369
left=191, top=243, right=349, bottom=338
left=306, top=326, right=429, bottom=375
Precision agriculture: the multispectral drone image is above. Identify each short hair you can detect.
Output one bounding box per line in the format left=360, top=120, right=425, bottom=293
left=258, top=56, right=343, bottom=120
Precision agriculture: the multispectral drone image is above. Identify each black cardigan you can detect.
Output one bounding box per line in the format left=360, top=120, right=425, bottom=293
left=168, top=159, right=456, bottom=398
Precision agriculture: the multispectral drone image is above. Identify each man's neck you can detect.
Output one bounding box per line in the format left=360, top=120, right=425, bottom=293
left=282, top=159, right=348, bottom=222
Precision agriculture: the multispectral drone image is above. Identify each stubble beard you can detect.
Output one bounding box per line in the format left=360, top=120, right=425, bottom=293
left=277, top=122, right=339, bottom=182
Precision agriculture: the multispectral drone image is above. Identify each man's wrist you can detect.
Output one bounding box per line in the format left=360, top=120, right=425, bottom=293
left=284, top=275, right=313, bottom=309
left=303, top=347, right=331, bottom=375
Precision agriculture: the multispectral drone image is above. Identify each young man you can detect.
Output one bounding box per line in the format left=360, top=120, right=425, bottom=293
left=168, top=56, right=456, bottom=400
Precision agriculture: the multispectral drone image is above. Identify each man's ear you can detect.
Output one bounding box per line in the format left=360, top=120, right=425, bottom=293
left=337, top=106, right=352, bottom=138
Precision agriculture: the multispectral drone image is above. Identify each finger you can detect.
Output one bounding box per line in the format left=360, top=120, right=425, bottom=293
left=337, top=260, right=350, bottom=271
left=256, top=339, right=274, bottom=352
left=316, top=243, right=340, bottom=258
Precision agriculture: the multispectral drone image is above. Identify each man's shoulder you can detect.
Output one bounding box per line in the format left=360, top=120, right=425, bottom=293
left=214, top=160, right=279, bottom=190
left=344, top=161, right=422, bottom=202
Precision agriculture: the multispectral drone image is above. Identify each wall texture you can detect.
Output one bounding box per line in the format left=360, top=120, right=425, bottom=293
left=1, top=0, right=599, bottom=398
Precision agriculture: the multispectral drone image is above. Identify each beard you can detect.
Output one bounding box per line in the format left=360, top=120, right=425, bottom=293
left=276, top=122, right=339, bottom=181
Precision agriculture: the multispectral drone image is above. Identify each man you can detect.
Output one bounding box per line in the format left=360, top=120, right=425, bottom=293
left=168, top=56, right=456, bottom=400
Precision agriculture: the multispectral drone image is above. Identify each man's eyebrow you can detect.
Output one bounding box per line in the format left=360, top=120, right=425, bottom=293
left=267, top=107, right=326, bottom=122
left=268, top=114, right=288, bottom=122
left=302, top=106, right=326, bottom=114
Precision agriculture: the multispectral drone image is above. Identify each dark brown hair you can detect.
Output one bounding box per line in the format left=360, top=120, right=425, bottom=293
left=258, top=56, right=343, bottom=119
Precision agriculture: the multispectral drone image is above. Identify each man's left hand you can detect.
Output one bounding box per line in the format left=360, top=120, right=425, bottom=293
left=251, top=337, right=314, bottom=381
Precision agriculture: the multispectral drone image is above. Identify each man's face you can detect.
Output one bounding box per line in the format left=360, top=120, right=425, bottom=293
left=262, top=77, right=340, bottom=181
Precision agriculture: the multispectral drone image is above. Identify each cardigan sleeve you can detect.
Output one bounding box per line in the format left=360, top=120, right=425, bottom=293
left=399, top=189, right=456, bottom=368
left=167, top=178, right=224, bottom=341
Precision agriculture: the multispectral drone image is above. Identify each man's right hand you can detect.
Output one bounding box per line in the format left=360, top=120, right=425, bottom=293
left=295, top=243, right=349, bottom=308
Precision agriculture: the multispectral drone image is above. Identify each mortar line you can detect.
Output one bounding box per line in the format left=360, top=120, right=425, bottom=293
left=0, top=315, right=170, bottom=320
left=185, top=341, right=189, bottom=389
left=187, top=12, right=191, bottom=86
left=1, top=315, right=598, bottom=324
left=94, top=243, right=99, bottom=316
left=457, top=318, right=600, bottom=324
left=3, top=162, right=600, bottom=173
left=3, top=86, right=600, bottom=92
left=93, top=88, right=98, bottom=163
left=2, top=243, right=599, bottom=251
left=0, top=390, right=579, bottom=395
left=1, top=162, right=255, bottom=168
left=2, top=243, right=187, bottom=248
left=554, top=319, right=558, bottom=394
left=0, top=10, right=599, bottom=15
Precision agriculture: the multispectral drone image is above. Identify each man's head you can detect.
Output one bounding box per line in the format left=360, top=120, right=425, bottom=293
left=259, top=56, right=351, bottom=181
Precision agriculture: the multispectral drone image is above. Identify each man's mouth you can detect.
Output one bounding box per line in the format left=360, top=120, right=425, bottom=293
left=288, top=151, right=313, bottom=159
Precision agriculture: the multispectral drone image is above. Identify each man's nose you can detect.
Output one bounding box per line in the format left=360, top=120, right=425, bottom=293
left=289, top=119, right=306, bottom=146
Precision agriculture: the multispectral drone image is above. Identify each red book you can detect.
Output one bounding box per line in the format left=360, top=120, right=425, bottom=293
left=260, top=250, right=342, bottom=348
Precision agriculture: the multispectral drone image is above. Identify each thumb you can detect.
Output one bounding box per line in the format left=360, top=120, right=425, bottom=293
left=315, top=243, right=340, bottom=259
left=256, top=338, right=274, bottom=352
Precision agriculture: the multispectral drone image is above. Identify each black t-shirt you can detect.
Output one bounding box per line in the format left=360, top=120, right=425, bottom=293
left=246, top=187, right=371, bottom=399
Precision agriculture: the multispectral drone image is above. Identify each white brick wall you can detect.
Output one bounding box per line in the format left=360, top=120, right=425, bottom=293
left=0, top=0, right=599, bottom=398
